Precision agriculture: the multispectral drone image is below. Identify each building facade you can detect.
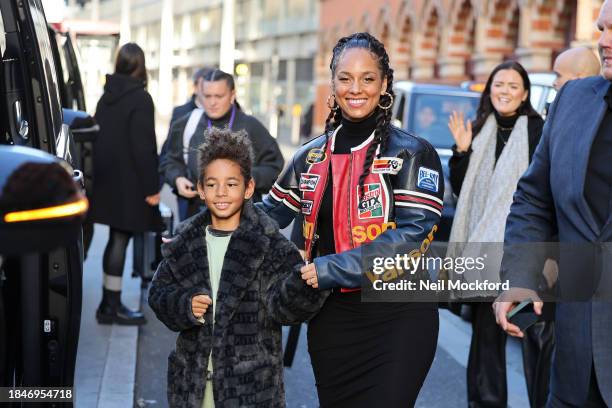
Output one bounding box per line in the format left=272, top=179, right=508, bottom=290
left=314, top=0, right=603, bottom=131
left=72, top=0, right=604, bottom=137
left=74, top=0, right=318, bottom=135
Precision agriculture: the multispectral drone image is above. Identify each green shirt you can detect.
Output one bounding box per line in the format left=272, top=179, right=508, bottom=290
left=202, top=226, right=232, bottom=408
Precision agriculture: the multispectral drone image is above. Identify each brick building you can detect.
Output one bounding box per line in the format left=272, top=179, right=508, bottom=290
left=313, top=0, right=603, bottom=131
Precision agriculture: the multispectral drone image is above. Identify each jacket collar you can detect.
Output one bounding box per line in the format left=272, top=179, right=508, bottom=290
left=329, top=124, right=376, bottom=153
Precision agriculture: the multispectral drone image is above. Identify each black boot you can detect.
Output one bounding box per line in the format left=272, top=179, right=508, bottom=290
left=96, top=288, right=146, bottom=325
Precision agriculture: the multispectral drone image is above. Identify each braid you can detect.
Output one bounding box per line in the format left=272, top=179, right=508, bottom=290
left=323, top=103, right=342, bottom=151
left=378, top=67, right=394, bottom=155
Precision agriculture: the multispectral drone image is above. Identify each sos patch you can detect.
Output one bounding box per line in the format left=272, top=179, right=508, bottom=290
left=357, top=183, right=383, bottom=219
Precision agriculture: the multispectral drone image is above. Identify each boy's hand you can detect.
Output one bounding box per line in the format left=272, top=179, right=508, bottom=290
left=301, top=263, right=318, bottom=289
left=191, top=294, right=212, bottom=321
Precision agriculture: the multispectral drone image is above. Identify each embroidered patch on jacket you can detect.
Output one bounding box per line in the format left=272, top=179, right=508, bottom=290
left=372, top=157, right=403, bottom=175
left=301, top=200, right=314, bottom=215
left=305, top=148, right=327, bottom=164
left=357, top=183, right=384, bottom=219
left=417, top=167, right=439, bottom=192
left=299, top=173, right=320, bottom=192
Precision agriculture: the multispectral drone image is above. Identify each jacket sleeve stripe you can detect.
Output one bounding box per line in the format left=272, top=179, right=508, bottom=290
left=272, top=185, right=301, bottom=208
left=269, top=189, right=284, bottom=203
left=281, top=199, right=300, bottom=213
left=270, top=186, right=300, bottom=213
left=394, top=194, right=443, bottom=211
left=393, top=189, right=443, bottom=205
left=395, top=201, right=442, bottom=217
left=273, top=183, right=301, bottom=203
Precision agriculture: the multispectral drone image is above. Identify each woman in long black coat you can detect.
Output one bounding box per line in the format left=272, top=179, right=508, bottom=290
left=90, top=42, right=161, bottom=325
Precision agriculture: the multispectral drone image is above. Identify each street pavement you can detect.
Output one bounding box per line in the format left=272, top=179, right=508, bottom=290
left=74, top=139, right=531, bottom=407
left=74, top=223, right=141, bottom=407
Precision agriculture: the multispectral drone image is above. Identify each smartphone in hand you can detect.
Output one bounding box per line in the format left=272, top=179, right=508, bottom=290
left=507, top=300, right=539, bottom=332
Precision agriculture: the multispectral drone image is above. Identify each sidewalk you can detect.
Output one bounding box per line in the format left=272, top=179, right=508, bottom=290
left=74, top=224, right=142, bottom=407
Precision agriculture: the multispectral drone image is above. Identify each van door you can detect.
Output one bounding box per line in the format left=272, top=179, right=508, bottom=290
left=0, top=0, right=82, bottom=396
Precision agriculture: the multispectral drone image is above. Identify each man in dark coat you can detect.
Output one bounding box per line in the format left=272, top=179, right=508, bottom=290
left=161, top=69, right=284, bottom=217
left=162, top=108, right=284, bottom=203
left=494, top=2, right=612, bottom=405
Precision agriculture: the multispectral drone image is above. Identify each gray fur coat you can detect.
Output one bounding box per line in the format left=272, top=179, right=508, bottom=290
left=148, top=201, right=328, bottom=407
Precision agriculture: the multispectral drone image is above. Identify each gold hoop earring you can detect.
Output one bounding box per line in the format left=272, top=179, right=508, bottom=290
left=377, top=92, right=394, bottom=110
left=326, top=94, right=339, bottom=111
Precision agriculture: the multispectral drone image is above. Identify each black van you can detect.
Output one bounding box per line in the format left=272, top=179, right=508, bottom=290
left=0, top=0, right=85, bottom=403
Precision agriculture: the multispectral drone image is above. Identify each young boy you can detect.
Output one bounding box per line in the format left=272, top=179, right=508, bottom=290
left=148, top=128, right=327, bottom=408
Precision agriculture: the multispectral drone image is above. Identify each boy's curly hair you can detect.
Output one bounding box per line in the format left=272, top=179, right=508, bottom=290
left=197, top=128, right=254, bottom=185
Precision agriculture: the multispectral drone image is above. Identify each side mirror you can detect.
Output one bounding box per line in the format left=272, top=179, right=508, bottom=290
left=0, top=145, right=88, bottom=256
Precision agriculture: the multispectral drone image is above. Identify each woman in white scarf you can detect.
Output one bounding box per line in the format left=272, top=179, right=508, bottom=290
left=447, top=61, right=544, bottom=408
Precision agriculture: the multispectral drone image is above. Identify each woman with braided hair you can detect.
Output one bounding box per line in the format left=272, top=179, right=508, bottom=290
left=261, top=32, right=444, bottom=406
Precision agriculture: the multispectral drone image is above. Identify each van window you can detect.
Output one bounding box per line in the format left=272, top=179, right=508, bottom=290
left=546, top=88, right=557, bottom=104
left=409, top=94, right=479, bottom=149
left=28, top=0, right=63, bottom=143
left=0, top=11, right=6, bottom=145
left=530, top=85, right=545, bottom=113
left=0, top=11, right=5, bottom=55
left=392, top=94, right=405, bottom=127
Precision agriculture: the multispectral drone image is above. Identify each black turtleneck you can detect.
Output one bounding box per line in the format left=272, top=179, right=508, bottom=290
left=494, top=111, right=519, bottom=160
left=316, top=114, right=378, bottom=257
left=449, top=112, right=544, bottom=195
left=334, top=114, right=377, bottom=153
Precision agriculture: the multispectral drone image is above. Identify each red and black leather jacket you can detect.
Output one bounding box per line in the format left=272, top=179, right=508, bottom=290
left=260, top=125, right=444, bottom=290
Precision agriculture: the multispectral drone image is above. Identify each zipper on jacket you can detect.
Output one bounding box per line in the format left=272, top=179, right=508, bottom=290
left=348, top=153, right=354, bottom=249
left=307, top=160, right=331, bottom=261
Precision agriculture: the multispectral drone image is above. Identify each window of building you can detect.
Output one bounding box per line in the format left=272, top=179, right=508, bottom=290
left=278, top=59, right=287, bottom=80
left=235, top=1, right=246, bottom=34
left=287, top=0, right=307, bottom=17
left=250, top=62, right=264, bottom=77
left=295, top=58, right=313, bottom=81
left=264, top=0, right=280, bottom=19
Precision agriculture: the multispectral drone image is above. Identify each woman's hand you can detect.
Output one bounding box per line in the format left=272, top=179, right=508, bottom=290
left=448, top=111, right=473, bottom=153
left=300, top=263, right=319, bottom=289
left=145, top=192, right=161, bottom=206
left=192, top=294, right=212, bottom=321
